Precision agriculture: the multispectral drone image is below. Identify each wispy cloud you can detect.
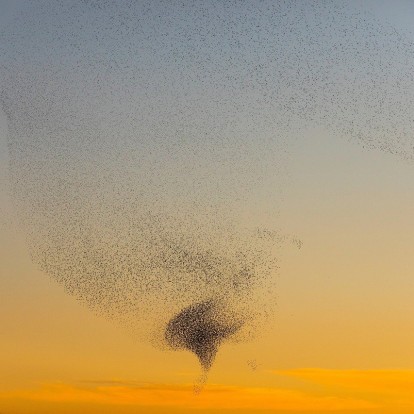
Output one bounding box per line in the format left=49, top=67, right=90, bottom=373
left=0, top=380, right=376, bottom=411
left=5, top=369, right=412, bottom=411
left=274, top=369, right=414, bottom=410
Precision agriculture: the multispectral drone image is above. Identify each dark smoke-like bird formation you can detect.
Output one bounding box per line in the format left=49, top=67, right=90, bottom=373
left=166, top=299, right=243, bottom=371
left=1, top=1, right=414, bottom=378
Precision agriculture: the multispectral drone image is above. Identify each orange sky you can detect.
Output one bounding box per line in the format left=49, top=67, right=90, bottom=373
left=2, top=2, right=414, bottom=413
left=2, top=127, right=414, bottom=413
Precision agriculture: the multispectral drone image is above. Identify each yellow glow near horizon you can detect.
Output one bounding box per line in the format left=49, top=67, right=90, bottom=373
left=3, top=369, right=414, bottom=413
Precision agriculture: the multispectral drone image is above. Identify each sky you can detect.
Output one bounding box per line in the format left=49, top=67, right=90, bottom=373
left=1, top=1, right=414, bottom=413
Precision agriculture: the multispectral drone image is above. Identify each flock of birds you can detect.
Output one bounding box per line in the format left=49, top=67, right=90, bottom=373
left=1, top=0, right=414, bottom=380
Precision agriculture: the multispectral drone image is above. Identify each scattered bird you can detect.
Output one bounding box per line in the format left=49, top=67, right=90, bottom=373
left=1, top=0, right=413, bottom=377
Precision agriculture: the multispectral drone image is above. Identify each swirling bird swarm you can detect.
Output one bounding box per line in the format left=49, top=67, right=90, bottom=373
left=1, top=1, right=413, bottom=374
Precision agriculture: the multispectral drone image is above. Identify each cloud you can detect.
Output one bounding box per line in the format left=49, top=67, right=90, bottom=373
left=274, top=369, right=414, bottom=410
left=0, top=380, right=375, bottom=411
left=7, top=369, right=413, bottom=411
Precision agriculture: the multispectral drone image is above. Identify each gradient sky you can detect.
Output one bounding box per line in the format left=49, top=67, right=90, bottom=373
left=2, top=1, right=414, bottom=413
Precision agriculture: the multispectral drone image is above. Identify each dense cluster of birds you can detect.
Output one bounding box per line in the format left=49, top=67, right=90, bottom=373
left=1, top=0, right=413, bottom=375
left=165, top=299, right=243, bottom=371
